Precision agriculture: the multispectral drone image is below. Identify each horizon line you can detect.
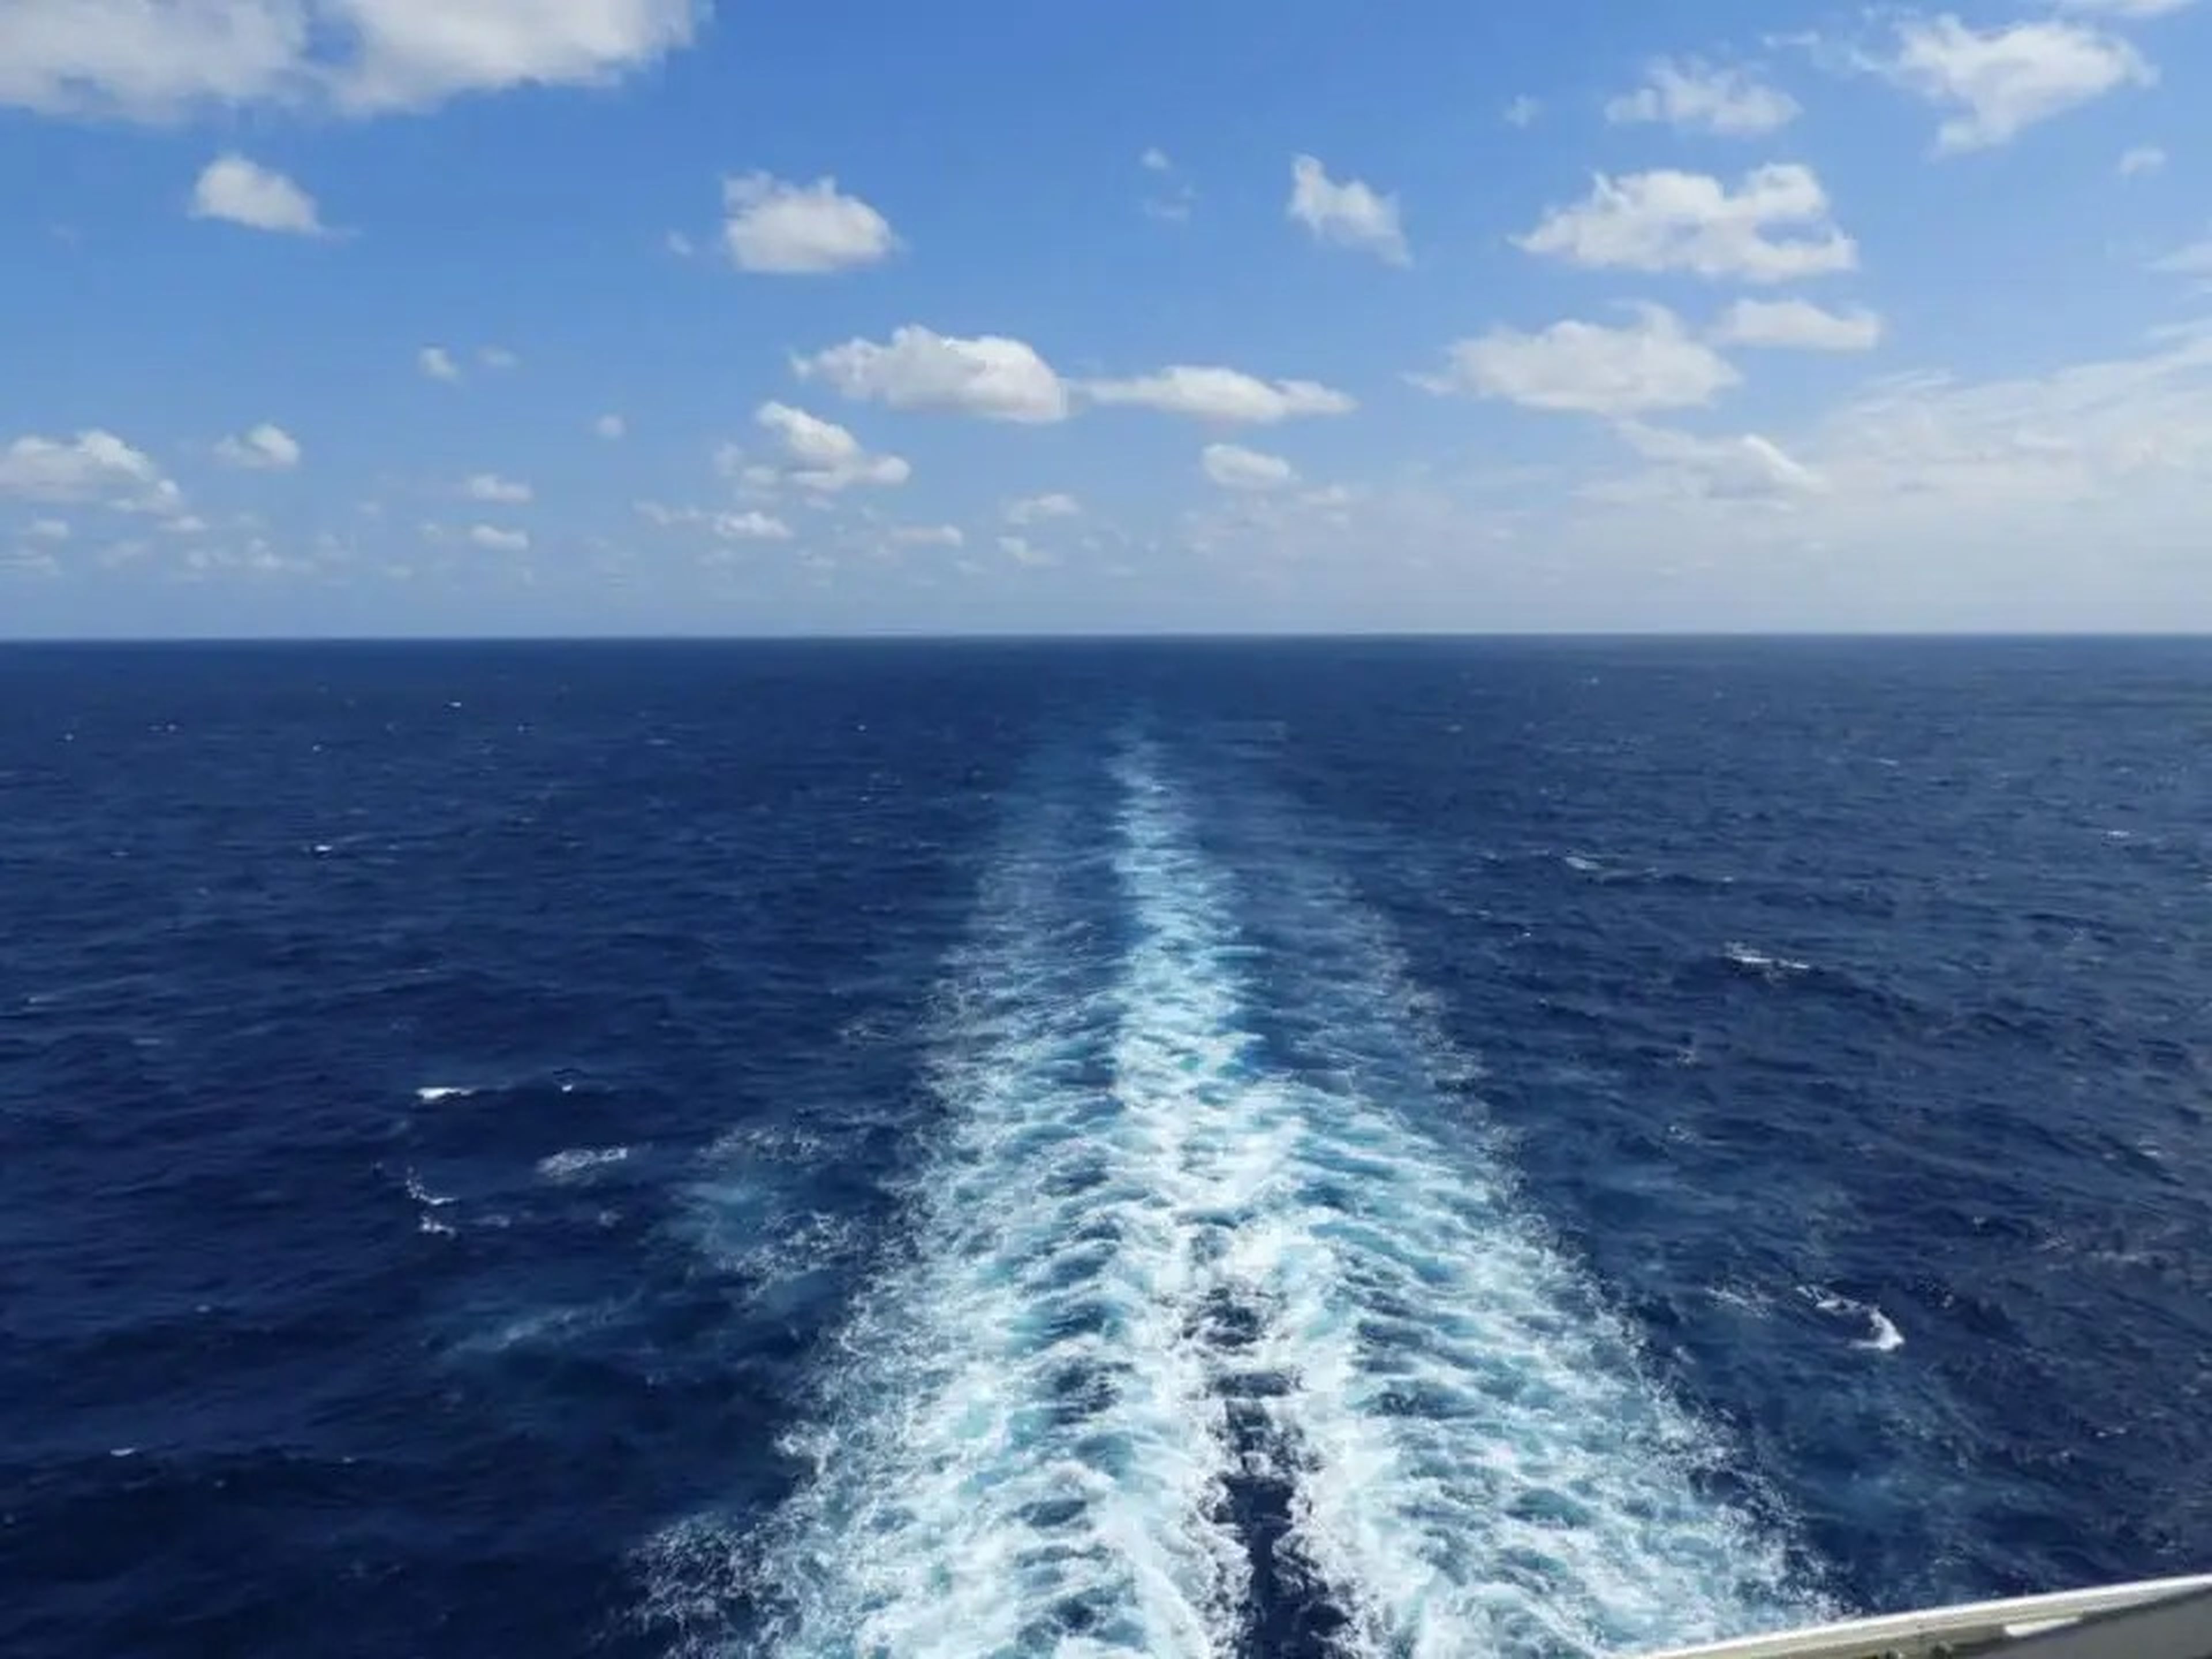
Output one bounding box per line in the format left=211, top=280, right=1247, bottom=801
left=5, top=628, right=2212, bottom=647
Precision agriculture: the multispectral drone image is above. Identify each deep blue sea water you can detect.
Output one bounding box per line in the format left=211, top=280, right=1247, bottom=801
left=5, top=639, right=2212, bottom=1658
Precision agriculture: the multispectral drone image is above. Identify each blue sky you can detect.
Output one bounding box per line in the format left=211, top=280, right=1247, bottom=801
left=5, top=0, right=2212, bottom=635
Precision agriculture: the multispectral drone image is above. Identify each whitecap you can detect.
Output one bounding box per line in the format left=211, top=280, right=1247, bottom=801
left=403, top=1171, right=456, bottom=1208
left=536, top=1145, right=631, bottom=1182
left=1803, top=1287, right=1904, bottom=1353
left=414, top=1084, right=475, bottom=1103
left=1724, top=942, right=1811, bottom=976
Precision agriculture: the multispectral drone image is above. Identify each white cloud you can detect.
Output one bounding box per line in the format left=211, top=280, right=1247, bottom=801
left=1005, top=491, right=1080, bottom=525
left=478, top=344, right=517, bottom=369
left=1202, top=442, right=1298, bottom=491
left=337, top=0, right=698, bottom=113
left=1084, top=365, right=1355, bottom=424
left=25, top=517, right=70, bottom=540
left=1608, top=422, right=1827, bottom=501
left=1755, top=323, right=2212, bottom=541
left=593, top=413, right=625, bottom=439
left=1605, top=58, right=1799, bottom=136
left=215, top=422, right=304, bottom=468
left=1137, top=145, right=1197, bottom=221
left=2150, top=236, right=2212, bottom=275
left=467, top=523, right=529, bottom=551
left=998, top=533, right=1055, bottom=566
left=796, top=326, right=1070, bottom=423
left=722, top=172, right=896, bottom=274
left=1515, top=165, right=1855, bottom=283
left=1287, top=154, right=1409, bottom=265
left=0, top=429, right=182, bottom=513
left=464, top=471, right=531, bottom=503
left=1877, top=16, right=2152, bottom=153
left=1418, top=305, right=1740, bottom=417
left=891, top=523, right=965, bottom=547
left=754, top=402, right=910, bottom=491
left=418, top=345, right=460, bottom=381
left=1, top=545, right=60, bottom=577
left=1503, top=94, right=1541, bottom=127
left=0, top=0, right=701, bottom=121
left=2119, top=144, right=2166, bottom=177
left=1712, top=297, right=1883, bottom=352
left=714, top=510, right=792, bottom=541
left=2059, top=0, right=2196, bottom=15
left=189, top=153, right=327, bottom=235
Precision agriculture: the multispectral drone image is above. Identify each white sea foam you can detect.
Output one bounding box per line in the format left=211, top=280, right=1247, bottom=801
left=536, top=1145, right=631, bottom=1182
left=718, top=800, right=1248, bottom=1658
left=403, top=1170, right=456, bottom=1208
left=1724, top=942, right=1811, bottom=976
left=1805, top=1287, right=1904, bottom=1354
left=415, top=1085, right=475, bottom=1103
left=1108, top=753, right=1814, bottom=1657
left=663, top=751, right=1817, bottom=1657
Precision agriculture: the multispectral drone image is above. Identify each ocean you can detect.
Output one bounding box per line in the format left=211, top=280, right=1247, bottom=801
left=4, top=638, right=2210, bottom=1659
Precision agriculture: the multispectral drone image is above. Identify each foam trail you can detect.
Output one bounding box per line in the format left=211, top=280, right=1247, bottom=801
left=1111, top=744, right=1818, bottom=1658
left=728, top=793, right=1247, bottom=1658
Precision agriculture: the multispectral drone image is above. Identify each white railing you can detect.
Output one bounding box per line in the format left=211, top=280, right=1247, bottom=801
left=1628, top=1573, right=2212, bottom=1659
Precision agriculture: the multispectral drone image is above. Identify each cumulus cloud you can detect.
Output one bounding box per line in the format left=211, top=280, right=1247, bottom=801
left=1287, top=154, right=1409, bottom=264
left=1514, top=165, right=1855, bottom=283
left=722, top=171, right=897, bottom=274
left=0, top=429, right=182, bottom=514
left=1005, top=491, right=1080, bottom=525
left=2119, top=144, right=2167, bottom=176
left=1711, top=298, right=1883, bottom=352
left=0, top=0, right=703, bottom=121
left=1606, top=58, right=1799, bottom=136
left=1084, top=365, right=1355, bottom=424
left=418, top=345, right=460, bottom=381
left=464, top=471, right=531, bottom=503
left=796, top=326, right=1070, bottom=423
left=1418, top=305, right=1740, bottom=417
left=594, top=413, right=625, bottom=439
left=1876, top=16, right=2152, bottom=153
left=1202, top=442, right=1298, bottom=491
left=467, top=523, right=529, bottom=551
left=1503, top=95, right=1541, bottom=127
left=189, top=153, right=328, bottom=235
left=753, top=401, right=909, bottom=491
left=215, top=423, right=304, bottom=468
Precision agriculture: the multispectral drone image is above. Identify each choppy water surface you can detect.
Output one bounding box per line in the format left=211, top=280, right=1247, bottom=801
left=6, top=639, right=2210, bottom=1657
